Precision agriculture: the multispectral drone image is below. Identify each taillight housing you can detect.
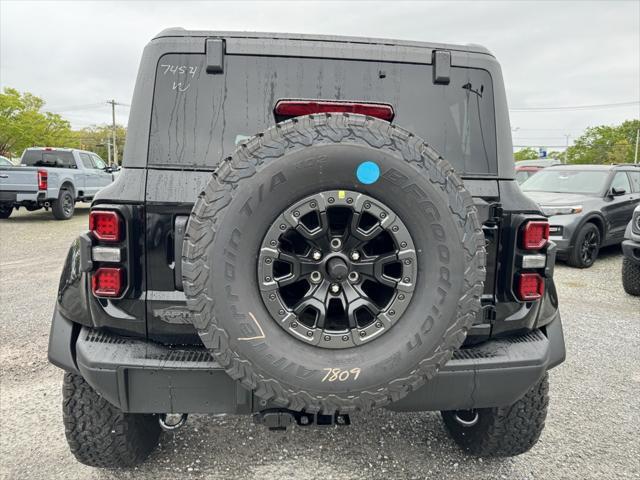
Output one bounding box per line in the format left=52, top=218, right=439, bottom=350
left=521, top=220, right=549, bottom=250
left=37, top=169, right=48, bottom=191
left=89, top=210, right=122, bottom=242
left=516, top=273, right=544, bottom=301
left=274, top=100, right=395, bottom=121
left=92, top=267, right=124, bottom=297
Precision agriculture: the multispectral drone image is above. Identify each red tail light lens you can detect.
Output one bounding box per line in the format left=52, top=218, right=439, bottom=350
left=517, top=273, right=544, bottom=301
left=89, top=210, right=122, bottom=242
left=37, top=169, right=48, bottom=190
left=92, top=267, right=124, bottom=297
left=274, top=100, right=395, bottom=121
left=521, top=220, right=549, bottom=250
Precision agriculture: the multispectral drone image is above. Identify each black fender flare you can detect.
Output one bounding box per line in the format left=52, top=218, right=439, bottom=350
left=57, top=235, right=93, bottom=326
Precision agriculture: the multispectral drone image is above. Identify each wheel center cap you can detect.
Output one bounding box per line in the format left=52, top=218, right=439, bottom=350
left=326, top=257, right=349, bottom=281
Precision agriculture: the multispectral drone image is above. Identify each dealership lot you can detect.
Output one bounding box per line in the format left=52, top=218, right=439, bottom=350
left=0, top=206, right=638, bottom=480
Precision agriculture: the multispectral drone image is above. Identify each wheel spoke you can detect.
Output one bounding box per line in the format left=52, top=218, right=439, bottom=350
left=275, top=252, right=318, bottom=286
left=352, top=253, right=399, bottom=288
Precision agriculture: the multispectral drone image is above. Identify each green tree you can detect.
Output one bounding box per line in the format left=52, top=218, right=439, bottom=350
left=514, top=147, right=540, bottom=161
left=73, top=125, right=126, bottom=163
left=565, top=119, right=640, bottom=164
left=0, top=87, right=78, bottom=157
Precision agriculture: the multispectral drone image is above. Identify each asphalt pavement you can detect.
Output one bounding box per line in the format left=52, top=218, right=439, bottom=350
left=0, top=205, right=638, bottom=479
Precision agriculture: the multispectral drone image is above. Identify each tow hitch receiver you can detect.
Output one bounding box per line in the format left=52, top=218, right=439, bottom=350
left=253, top=409, right=351, bottom=431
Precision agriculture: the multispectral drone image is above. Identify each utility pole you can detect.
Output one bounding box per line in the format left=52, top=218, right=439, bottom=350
left=107, top=100, right=119, bottom=166
left=564, top=134, right=570, bottom=164
left=104, top=137, right=112, bottom=165
left=634, top=128, right=639, bottom=164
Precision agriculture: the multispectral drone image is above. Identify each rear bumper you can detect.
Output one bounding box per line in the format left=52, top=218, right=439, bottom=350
left=0, top=190, right=46, bottom=205
left=49, top=307, right=565, bottom=414
left=622, top=239, right=640, bottom=265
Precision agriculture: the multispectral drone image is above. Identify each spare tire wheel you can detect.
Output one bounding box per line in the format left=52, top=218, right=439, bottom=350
left=182, top=114, right=485, bottom=414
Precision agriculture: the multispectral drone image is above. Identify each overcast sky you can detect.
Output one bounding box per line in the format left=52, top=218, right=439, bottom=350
left=1, top=0, right=639, bottom=150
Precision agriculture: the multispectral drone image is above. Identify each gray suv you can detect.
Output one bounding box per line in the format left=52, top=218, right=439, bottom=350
left=522, top=164, right=640, bottom=267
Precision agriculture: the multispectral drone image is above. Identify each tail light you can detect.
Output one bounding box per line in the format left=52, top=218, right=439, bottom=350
left=274, top=100, right=395, bottom=121
left=92, top=267, right=124, bottom=297
left=516, top=273, right=544, bottom=301
left=521, top=220, right=549, bottom=250
left=37, top=169, right=48, bottom=190
left=89, top=210, right=122, bottom=242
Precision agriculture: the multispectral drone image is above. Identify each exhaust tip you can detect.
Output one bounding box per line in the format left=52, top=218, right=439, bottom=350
left=158, top=413, right=188, bottom=431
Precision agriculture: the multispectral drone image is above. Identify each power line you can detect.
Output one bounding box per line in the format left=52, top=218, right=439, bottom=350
left=510, top=101, right=639, bottom=112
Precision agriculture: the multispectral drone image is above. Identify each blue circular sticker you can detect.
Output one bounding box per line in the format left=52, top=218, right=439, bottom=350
left=356, top=161, right=380, bottom=185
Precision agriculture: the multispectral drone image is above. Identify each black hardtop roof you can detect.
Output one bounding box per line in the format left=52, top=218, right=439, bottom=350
left=153, top=28, right=493, bottom=56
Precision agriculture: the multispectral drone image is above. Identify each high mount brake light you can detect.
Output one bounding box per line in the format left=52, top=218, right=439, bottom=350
left=516, top=273, right=544, bottom=301
left=37, top=169, right=48, bottom=191
left=274, top=100, right=395, bottom=121
left=89, top=210, right=122, bottom=242
left=521, top=220, right=549, bottom=250
left=92, top=267, right=124, bottom=297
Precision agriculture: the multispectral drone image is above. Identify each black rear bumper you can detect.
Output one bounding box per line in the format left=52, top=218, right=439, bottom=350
left=49, top=307, right=565, bottom=414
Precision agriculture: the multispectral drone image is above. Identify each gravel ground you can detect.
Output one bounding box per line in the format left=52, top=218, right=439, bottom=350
left=1, top=205, right=639, bottom=480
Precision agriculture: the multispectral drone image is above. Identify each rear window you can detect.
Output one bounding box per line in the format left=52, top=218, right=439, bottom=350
left=149, top=54, right=497, bottom=175
left=22, top=150, right=76, bottom=169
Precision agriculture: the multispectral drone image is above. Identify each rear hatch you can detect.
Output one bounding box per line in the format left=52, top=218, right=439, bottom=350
left=143, top=37, right=501, bottom=342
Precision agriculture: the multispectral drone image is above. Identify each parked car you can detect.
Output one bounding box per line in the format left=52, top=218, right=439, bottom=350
left=48, top=29, right=565, bottom=468
left=515, top=158, right=562, bottom=184
left=0, top=147, right=115, bottom=220
left=521, top=164, right=640, bottom=267
left=621, top=205, right=640, bottom=295
left=0, top=155, right=13, bottom=166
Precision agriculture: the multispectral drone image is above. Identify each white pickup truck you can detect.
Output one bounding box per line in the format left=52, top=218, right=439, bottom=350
left=0, top=147, right=116, bottom=220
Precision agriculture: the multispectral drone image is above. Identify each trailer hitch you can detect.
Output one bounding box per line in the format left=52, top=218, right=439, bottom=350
left=253, top=408, right=351, bottom=431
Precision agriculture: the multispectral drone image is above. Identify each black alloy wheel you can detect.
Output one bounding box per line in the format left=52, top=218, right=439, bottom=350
left=258, top=190, right=417, bottom=349
left=580, top=229, right=599, bottom=265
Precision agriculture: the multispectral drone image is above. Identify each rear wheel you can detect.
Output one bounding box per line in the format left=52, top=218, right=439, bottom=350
left=0, top=204, right=12, bottom=219
left=441, top=374, right=549, bottom=457
left=62, top=372, right=161, bottom=468
left=52, top=188, right=75, bottom=220
left=622, top=256, right=640, bottom=296
left=568, top=223, right=600, bottom=268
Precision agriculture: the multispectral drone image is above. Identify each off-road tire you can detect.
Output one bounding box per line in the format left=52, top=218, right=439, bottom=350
left=52, top=188, right=75, bottom=220
left=0, top=204, right=11, bottom=219
left=567, top=223, right=601, bottom=268
left=622, top=256, right=640, bottom=296
left=441, top=373, right=549, bottom=457
left=182, top=113, right=485, bottom=414
left=62, top=372, right=161, bottom=468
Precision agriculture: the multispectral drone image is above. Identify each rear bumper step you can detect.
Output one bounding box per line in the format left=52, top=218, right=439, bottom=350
left=50, top=308, right=565, bottom=413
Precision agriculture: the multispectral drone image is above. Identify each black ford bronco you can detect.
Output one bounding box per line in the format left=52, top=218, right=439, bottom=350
left=48, top=29, right=565, bottom=468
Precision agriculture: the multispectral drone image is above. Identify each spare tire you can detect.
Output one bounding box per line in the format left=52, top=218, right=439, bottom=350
left=182, top=113, right=485, bottom=414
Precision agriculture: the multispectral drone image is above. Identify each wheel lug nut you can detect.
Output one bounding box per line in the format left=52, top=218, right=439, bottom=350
left=310, top=271, right=322, bottom=284
left=350, top=251, right=360, bottom=261
left=330, top=283, right=340, bottom=294
left=312, top=250, right=322, bottom=261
